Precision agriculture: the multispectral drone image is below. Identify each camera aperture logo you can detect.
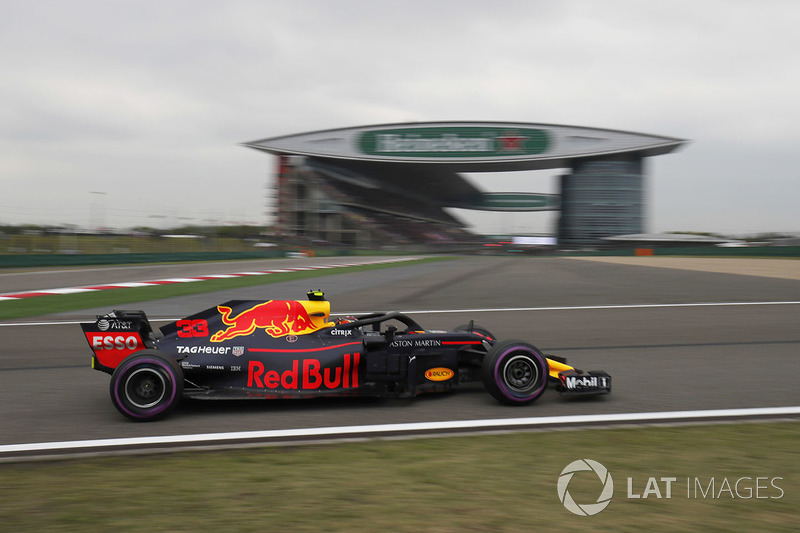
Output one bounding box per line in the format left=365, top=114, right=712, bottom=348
left=558, top=459, right=614, bottom=516
left=558, top=459, right=785, bottom=516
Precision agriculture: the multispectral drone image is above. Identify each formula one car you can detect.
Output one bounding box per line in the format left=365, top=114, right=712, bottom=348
left=82, top=290, right=611, bottom=421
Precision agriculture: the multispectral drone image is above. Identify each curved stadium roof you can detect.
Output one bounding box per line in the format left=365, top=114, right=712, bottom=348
left=242, top=121, right=687, bottom=172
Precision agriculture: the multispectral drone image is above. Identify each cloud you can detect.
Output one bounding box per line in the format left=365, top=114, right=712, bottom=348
left=1, top=0, right=798, bottom=234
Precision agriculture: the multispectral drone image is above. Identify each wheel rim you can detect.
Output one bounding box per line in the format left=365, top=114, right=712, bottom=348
left=503, top=354, right=540, bottom=394
left=124, top=367, right=167, bottom=409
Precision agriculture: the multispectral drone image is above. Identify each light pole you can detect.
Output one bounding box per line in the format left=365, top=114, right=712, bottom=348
left=89, top=191, right=107, bottom=232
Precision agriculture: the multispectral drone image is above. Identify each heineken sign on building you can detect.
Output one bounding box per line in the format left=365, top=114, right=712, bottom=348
left=358, top=127, right=550, bottom=158
left=242, top=121, right=687, bottom=248
left=243, top=121, right=685, bottom=168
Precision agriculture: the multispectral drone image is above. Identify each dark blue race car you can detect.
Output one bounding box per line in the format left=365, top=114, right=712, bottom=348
left=82, top=290, right=611, bottom=421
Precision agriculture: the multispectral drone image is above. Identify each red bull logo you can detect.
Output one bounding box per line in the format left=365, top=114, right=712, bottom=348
left=247, top=354, right=360, bottom=390
left=210, top=300, right=319, bottom=342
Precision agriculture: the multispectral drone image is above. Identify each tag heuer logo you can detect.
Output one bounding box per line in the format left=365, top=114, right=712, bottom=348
left=233, top=346, right=245, bottom=357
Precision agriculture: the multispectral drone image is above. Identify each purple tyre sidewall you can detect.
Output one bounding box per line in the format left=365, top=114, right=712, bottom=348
left=112, top=357, right=178, bottom=419
left=493, top=346, right=547, bottom=403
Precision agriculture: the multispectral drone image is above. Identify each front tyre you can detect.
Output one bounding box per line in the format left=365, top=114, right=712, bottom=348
left=481, top=340, right=548, bottom=405
left=109, top=350, right=183, bottom=421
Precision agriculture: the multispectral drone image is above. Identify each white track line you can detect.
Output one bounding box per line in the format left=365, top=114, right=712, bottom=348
left=2, top=407, right=799, bottom=455
left=354, top=301, right=800, bottom=316
left=1, top=300, right=799, bottom=327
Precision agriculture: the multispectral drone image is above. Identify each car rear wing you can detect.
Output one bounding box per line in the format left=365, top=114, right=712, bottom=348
left=80, top=310, right=157, bottom=374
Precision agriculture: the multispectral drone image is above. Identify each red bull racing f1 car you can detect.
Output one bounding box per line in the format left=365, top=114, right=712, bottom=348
left=82, top=290, right=611, bottom=421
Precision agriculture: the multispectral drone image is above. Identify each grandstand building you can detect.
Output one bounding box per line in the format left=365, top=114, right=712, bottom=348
left=243, top=122, right=686, bottom=247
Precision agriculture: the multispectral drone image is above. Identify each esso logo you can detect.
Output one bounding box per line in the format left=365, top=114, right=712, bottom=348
left=86, top=332, right=144, bottom=368
left=92, top=335, right=140, bottom=350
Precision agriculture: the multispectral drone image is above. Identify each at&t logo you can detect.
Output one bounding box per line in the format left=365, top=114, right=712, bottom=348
left=557, top=459, right=614, bottom=516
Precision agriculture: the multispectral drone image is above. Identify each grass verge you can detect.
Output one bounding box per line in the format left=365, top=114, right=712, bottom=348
left=0, top=257, right=450, bottom=320
left=0, top=422, right=797, bottom=531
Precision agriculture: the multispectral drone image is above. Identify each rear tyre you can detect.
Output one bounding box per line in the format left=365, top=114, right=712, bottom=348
left=481, top=340, right=548, bottom=405
left=109, top=350, right=183, bottom=421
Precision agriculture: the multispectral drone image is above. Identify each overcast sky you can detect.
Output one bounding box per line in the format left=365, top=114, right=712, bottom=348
left=2, top=0, right=798, bottom=236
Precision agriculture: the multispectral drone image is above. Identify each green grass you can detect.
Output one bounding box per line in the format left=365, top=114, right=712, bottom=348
left=0, top=257, right=451, bottom=320
left=0, top=422, right=797, bottom=531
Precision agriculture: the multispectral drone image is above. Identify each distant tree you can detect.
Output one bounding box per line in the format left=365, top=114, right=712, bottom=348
left=669, top=231, right=726, bottom=238
left=744, top=233, right=793, bottom=242
left=216, top=225, right=263, bottom=239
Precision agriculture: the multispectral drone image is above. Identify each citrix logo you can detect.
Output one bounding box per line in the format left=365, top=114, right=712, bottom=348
left=557, top=459, right=614, bottom=516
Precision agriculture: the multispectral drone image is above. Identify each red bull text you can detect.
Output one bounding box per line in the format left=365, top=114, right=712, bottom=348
left=211, top=300, right=319, bottom=342
left=247, top=353, right=360, bottom=391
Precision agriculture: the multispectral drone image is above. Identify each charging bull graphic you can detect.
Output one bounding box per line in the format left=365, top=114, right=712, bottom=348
left=210, top=300, right=320, bottom=342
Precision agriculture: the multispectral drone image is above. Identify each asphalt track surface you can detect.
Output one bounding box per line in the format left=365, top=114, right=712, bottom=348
left=1, top=256, right=798, bottom=454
